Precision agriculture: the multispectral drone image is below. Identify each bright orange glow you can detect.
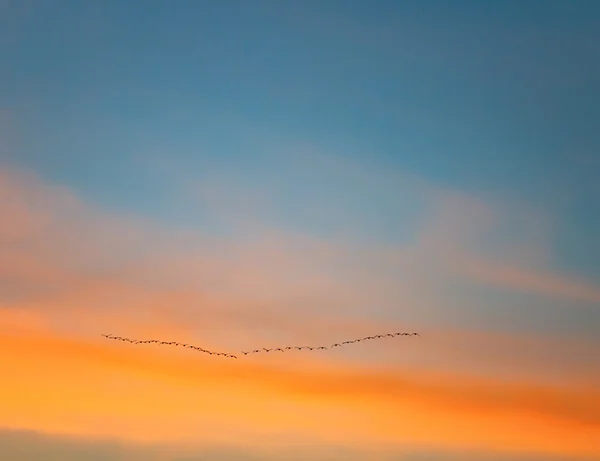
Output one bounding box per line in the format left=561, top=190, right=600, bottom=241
left=2, top=167, right=599, bottom=459
left=1, top=316, right=598, bottom=457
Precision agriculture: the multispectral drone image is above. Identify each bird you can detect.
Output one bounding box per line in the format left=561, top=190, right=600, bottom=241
left=102, top=328, right=421, bottom=360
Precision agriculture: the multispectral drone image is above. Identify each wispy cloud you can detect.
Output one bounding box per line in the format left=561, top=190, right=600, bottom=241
left=1, top=162, right=599, bottom=457
left=414, top=189, right=600, bottom=303
left=1, top=326, right=599, bottom=456
left=2, top=160, right=598, bottom=344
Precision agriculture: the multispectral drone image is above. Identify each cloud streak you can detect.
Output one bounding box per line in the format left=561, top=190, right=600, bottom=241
left=2, top=428, right=598, bottom=461
left=1, top=326, right=599, bottom=457
left=1, top=163, right=599, bottom=458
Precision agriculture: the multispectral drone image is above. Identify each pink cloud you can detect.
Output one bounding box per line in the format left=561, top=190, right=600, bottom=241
left=0, top=164, right=598, bottom=383
left=413, top=186, right=600, bottom=303
left=1, top=165, right=599, bottom=460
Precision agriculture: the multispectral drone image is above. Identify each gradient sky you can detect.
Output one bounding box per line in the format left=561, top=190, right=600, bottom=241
left=1, top=1, right=600, bottom=460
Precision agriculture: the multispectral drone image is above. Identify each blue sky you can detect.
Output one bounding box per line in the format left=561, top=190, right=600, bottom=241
left=1, top=1, right=600, bottom=460
left=3, top=0, right=599, bottom=277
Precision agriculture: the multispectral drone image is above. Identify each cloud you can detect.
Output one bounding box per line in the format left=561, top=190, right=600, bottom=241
left=413, top=186, right=600, bottom=303
left=182, top=146, right=600, bottom=305
left=1, top=162, right=599, bottom=357
left=457, top=256, right=600, bottom=303
left=1, top=164, right=599, bottom=458
left=2, top=158, right=599, bottom=326
left=1, top=429, right=598, bottom=461
left=1, top=326, right=599, bottom=456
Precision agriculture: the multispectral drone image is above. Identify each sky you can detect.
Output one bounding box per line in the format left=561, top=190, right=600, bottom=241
left=1, top=0, right=600, bottom=460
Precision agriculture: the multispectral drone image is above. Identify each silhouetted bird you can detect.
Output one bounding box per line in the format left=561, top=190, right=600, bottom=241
left=103, top=328, right=420, bottom=360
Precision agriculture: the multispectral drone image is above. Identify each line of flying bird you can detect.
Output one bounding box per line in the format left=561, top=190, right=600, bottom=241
left=101, top=331, right=419, bottom=359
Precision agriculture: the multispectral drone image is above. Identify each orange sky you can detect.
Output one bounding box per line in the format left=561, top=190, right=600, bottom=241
left=4, top=0, right=600, bottom=458
left=2, top=316, right=600, bottom=458
left=1, top=166, right=600, bottom=460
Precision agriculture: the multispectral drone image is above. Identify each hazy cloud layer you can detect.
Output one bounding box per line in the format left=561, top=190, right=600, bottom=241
left=1, top=429, right=598, bottom=461
left=1, top=164, right=599, bottom=458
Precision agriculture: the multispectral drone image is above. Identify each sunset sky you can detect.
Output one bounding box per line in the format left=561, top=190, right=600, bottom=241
left=1, top=1, right=600, bottom=460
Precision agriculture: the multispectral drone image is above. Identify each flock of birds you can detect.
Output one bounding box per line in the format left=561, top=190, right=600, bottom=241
left=101, top=331, right=420, bottom=359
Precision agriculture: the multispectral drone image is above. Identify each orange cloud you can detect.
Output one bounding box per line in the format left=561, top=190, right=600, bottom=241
left=1, top=165, right=600, bottom=458
left=1, top=325, right=599, bottom=457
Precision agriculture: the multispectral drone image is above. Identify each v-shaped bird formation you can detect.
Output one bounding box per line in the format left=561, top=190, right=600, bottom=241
left=101, top=332, right=420, bottom=359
